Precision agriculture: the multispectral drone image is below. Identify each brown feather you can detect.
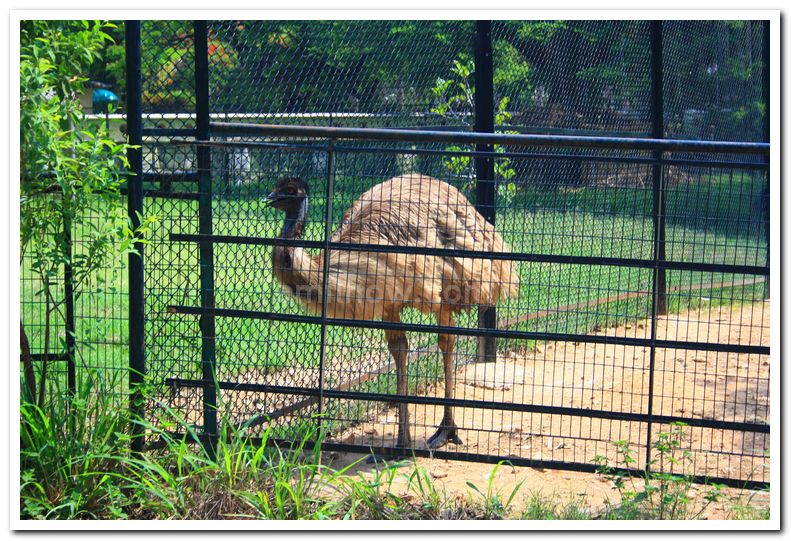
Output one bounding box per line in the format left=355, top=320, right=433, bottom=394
left=273, top=174, right=519, bottom=321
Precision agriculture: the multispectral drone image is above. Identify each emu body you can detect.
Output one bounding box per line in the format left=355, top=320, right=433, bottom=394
left=267, top=174, right=519, bottom=449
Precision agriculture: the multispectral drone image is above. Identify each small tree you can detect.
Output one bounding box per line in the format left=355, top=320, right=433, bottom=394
left=430, top=55, right=518, bottom=202
left=20, top=20, right=152, bottom=404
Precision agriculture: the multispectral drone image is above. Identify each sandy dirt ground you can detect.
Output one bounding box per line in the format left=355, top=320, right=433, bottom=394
left=323, top=301, right=771, bottom=518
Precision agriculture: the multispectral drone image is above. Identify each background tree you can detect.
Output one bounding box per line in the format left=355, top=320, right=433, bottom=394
left=20, top=20, right=153, bottom=403
left=94, top=20, right=764, bottom=141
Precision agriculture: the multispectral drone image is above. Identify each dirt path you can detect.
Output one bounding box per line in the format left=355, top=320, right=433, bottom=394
left=327, top=301, right=771, bottom=517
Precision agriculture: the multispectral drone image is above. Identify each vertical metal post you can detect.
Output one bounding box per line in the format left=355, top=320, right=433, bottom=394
left=644, top=19, right=666, bottom=473
left=63, top=217, right=76, bottom=397
left=195, top=20, right=218, bottom=456
left=762, top=20, right=770, bottom=299
left=317, top=141, right=336, bottom=437
left=651, top=20, right=667, bottom=316
left=59, top=97, right=76, bottom=398
left=474, top=20, right=497, bottom=363
left=125, top=20, right=146, bottom=455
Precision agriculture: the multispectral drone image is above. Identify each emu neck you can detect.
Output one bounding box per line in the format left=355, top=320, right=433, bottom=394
left=273, top=198, right=316, bottom=300
left=279, top=198, right=308, bottom=239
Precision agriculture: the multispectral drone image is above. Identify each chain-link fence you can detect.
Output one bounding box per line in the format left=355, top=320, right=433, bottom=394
left=22, top=19, right=769, bottom=488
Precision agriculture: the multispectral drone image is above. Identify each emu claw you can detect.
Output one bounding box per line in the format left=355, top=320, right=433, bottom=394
left=427, top=426, right=463, bottom=449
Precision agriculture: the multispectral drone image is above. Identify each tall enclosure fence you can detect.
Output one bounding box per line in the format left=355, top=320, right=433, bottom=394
left=21, top=19, right=770, bottom=489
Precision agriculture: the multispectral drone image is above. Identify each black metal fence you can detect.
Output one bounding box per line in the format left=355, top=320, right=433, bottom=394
left=22, top=19, right=770, bottom=489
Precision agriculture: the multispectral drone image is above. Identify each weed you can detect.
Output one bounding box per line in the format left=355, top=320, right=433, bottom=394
left=520, top=492, right=592, bottom=520
left=20, top=371, right=138, bottom=519
left=406, top=465, right=447, bottom=518
left=464, top=462, right=525, bottom=519
left=727, top=488, right=770, bottom=520
left=594, top=423, right=726, bottom=520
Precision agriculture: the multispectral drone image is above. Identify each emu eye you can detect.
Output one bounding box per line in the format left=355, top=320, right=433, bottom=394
left=286, top=187, right=296, bottom=195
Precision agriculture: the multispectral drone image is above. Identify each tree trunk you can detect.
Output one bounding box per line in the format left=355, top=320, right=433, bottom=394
left=19, top=321, right=36, bottom=401
left=38, top=288, right=52, bottom=407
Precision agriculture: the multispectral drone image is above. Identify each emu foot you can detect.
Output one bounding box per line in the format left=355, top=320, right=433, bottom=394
left=426, top=425, right=463, bottom=449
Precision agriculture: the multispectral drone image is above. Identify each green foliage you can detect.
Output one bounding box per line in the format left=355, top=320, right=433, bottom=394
left=90, top=20, right=765, bottom=142
left=520, top=492, right=591, bottom=520
left=493, top=41, right=533, bottom=105
left=663, top=20, right=765, bottom=140
left=19, top=375, right=324, bottom=519
left=406, top=465, right=446, bottom=517
left=20, top=20, right=140, bottom=285
left=205, top=20, right=473, bottom=114
left=138, top=22, right=238, bottom=111
left=20, top=371, right=137, bottom=519
left=515, top=21, right=569, bottom=43
left=20, top=20, right=156, bottom=402
left=594, top=423, right=727, bottom=520
left=430, top=54, right=475, bottom=122
left=430, top=57, right=519, bottom=198
left=17, top=379, right=486, bottom=520
left=334, top=462, right=410, bottom=520
left=464, top=462, right=525, bottom=519
left=80, top=21, right=125, bottom=93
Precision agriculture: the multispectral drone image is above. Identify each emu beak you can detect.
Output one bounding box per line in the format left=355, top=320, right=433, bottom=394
left=264, top=191, right=279, bottom=207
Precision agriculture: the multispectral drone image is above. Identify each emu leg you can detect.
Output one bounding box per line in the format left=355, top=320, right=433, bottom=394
left=384, top=312, right=411, bottom=449
left=427, top=311, right=463, bottom=449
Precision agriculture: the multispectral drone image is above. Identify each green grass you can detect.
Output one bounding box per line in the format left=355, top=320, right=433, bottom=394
left=20, top=173, right=768, bottom=411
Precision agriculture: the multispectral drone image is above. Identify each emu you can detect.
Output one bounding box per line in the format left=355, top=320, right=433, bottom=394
left=266, top=174, right=519, bottom=450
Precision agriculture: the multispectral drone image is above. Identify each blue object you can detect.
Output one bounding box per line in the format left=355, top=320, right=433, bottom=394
left=92, top=88, right=118, bottom=113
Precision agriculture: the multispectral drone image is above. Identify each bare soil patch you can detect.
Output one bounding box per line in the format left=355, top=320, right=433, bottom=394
left=326, top=301, right=770, bottom=518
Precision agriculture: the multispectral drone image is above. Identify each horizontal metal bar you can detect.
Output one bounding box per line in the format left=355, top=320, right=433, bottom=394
left=168, top=137, right=769, bottom=170
left=171, top=138, right=331, bottom=154
left=659, top=158, right=769, bottom=170
left=162, top=377, right=770, bottom=434
left=142, top=171, right=200, bottom=184
left=166, top=305, right=770, bottom=356
left=317, top=441, right=770, bottom=491
left=169, top=233, right=770, bottom=276
left=209, top=122, right=770, bottom=155
left=507, top=124, right=655, bottom=138
left=26, top=353, right=70, bottom=363
left=146, top=431, right=768, bottom=491
left=333, top=145, right=769, bottom=170
left=26, top=180, right=201, bottom=200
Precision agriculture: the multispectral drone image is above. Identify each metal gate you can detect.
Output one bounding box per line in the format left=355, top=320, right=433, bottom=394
left=125, top=20, right=770, bottom=489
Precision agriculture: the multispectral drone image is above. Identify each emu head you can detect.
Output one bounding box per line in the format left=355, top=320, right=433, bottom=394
left=265, top=177, right=309, bottom=213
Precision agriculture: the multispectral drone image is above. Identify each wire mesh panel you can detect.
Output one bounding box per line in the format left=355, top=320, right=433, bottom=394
left=664, top=21, right=766, bottom=142
left=20, top=164, right=131, bottom=404
left=205, top=20, right=475, bottom=128
left=492, top=20, right=652, bottom=136
left=125, top=19, right=770, bottom=487
left=20, top=192, right=71, bottom=402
